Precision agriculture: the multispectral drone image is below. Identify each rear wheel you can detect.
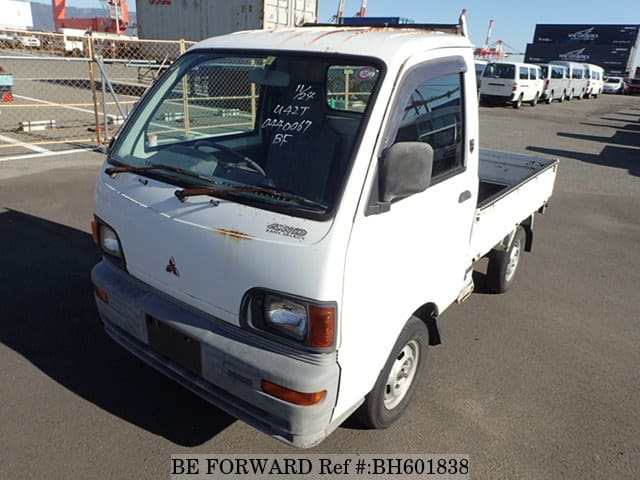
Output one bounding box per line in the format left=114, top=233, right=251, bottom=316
left=546, top=91, right=553, bottom=104
left=558, top=90, right=565, bottom=102
left=513, top=93, right=523, bottom=109
left=358, top=316, right=428, bottom=429
left=486, top=226, right=526, bottom=293
left=530, top=93, right=539, bottom=106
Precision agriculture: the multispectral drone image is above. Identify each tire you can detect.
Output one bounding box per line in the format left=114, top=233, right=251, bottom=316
left=567, top=89, right=573, bottom=101
left=512, top=94, right=523, bottom=109
left=530, top=93, right=539, bottom=106
left=546, top=91, right=553, bottom=104
left=558, top=90, right=565, bottom=103
left=486, top=226, right=526, bottom=293
left=358, top=316, right=428, bottom=429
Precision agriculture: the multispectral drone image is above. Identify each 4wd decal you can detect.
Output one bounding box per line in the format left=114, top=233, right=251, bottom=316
left=266, top=223, right=308, bottom=240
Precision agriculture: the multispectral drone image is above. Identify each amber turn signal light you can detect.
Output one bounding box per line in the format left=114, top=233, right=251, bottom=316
left=260, top=379, right=326, bottom=406
left=91, top=219, right=100, bottom=244
left=307, top=306, right=336, bottom=348
left=94, top=284, right=109, bottom=304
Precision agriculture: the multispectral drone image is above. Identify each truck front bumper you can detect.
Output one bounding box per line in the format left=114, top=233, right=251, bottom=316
left=91, top=260, right=340, bottom=448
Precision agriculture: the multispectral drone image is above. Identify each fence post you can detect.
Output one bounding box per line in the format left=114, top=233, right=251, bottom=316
left=98, top=56, right=109, bottom=142
left=250, top=59, right=257, bottom=125
left=179, top=39, right=190, bottom=137
left=87, top=35, right=102, bottom=145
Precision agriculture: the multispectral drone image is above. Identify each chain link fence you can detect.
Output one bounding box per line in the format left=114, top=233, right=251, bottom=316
left=0, top=28, right=194, bottom=158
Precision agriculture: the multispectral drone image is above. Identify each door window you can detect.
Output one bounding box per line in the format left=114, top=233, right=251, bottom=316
left=392, top=72, right=464, bottom=178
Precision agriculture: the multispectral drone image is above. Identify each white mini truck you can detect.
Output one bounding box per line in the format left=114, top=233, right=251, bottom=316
left=91, top=16, right=558, bottom=447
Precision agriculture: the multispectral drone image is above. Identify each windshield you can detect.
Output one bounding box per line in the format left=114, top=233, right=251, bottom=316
left=483, top=63, right=515, bottom=79
left=111, top=52, right=381, bottom=217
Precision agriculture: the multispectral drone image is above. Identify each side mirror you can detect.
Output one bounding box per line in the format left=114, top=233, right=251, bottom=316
left=381, top=142, right=433, bottom=202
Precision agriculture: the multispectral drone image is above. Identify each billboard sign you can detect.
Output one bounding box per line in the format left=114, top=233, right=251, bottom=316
left=533, top=24, right=640, bottom=46
left=525, top=43, right=633, bottom=73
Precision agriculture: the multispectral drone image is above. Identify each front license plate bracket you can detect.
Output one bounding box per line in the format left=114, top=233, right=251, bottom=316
left=146, top=316, right=202, bottom=376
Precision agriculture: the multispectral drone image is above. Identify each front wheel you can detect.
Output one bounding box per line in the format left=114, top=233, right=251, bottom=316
left=486, top=226, right=526, bottom=293
left=358, top=316, right=428, bottom=429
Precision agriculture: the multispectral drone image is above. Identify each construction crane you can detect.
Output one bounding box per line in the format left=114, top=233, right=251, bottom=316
left=474, top=19, right=522, bottom=61
left=52, top=0, right=130, bottom=35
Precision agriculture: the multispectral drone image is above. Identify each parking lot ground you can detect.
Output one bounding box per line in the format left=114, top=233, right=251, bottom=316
left=1, top=95, right=639, bottom=479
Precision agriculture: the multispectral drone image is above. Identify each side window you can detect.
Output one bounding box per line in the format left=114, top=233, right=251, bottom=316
left=519, top=67, right=528, bottom=80
left=393, top=72, right=464, bottom=178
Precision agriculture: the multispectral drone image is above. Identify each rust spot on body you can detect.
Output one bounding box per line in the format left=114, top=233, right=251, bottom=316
left=212, top=228, right=254, bottom=241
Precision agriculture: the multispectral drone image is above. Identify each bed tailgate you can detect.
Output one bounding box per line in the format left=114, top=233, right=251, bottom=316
left=470, top=149, right=559, bottom=261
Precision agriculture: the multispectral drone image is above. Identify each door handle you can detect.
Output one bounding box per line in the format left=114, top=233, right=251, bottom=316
left=458, top=190, right=472, bottom=203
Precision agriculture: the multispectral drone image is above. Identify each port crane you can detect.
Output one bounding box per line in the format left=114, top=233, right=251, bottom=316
left=52, top=0, right=130, bottom=34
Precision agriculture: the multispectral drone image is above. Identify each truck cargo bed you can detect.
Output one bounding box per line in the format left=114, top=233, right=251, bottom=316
left=471, top=149, right=558, bottom=260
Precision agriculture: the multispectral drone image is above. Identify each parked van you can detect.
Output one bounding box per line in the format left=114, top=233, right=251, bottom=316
left=480, top=61, right=544, bottom=108
left=539, top=63, right=569, bottom=103
left=583, top=64, right=604, bottom=98
left=549, top=61, right=587, bottom=100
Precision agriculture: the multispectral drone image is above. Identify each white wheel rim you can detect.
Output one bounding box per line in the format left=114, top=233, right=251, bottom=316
left=384, top=340, right=419, bottom=410
left=505, top=239, right=522, bottom=282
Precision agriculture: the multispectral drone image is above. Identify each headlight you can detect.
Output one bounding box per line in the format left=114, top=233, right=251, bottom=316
left=247, top=291, right=336, bottom=350
left=264, top=295, right=308, bottom=341
left=100, top=224, right=122, bottom=258
left=92, top=218, right=124, bottom=261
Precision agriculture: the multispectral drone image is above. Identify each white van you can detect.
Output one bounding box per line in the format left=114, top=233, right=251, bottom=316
left=480, top=61, right=544, bottom=108
left=583, top=64, right=604, bottom=98
left=550, top=61, right=587, bottom=100
left=539, top=63, right=569, bottom=103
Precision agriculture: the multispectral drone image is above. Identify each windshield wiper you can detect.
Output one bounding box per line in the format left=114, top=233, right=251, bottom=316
left=104, top=163, right=212, bottom=183
left=174, top=186, right=328, bottom=210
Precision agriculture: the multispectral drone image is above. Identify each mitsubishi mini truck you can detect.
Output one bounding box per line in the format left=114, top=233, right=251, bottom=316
left=91, top=13, right=558, bottom=447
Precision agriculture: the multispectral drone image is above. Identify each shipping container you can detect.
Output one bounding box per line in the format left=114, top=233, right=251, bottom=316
left=525, top=43, right=635, bottom=75
left=533, top=24, right=640, bottom=46
left=0, top=0, right=34, bottom=29
left=135, top=0, right=318, bottom=41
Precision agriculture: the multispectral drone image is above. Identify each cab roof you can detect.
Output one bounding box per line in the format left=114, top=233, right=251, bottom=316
left=191, top=26, right=473, bottom=66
